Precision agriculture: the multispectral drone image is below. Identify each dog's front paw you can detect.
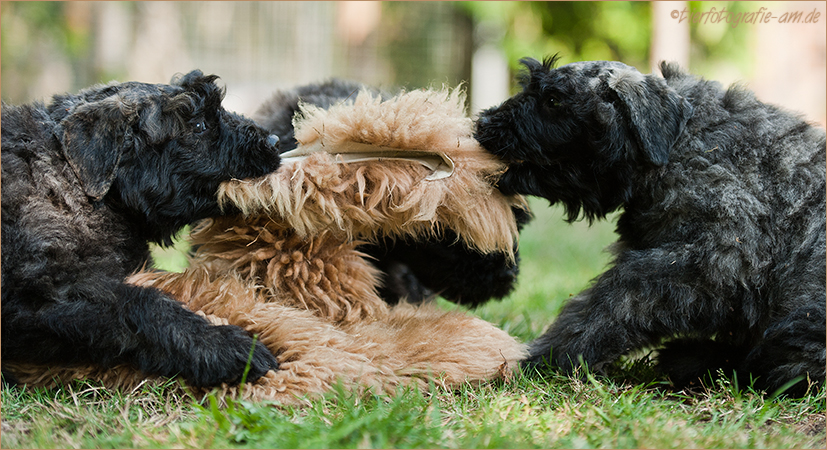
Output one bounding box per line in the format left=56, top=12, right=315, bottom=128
left=183, top=325, right=279, bottom=388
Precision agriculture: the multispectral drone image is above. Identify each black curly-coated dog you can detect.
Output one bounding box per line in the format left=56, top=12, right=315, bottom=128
left=255, top=79, right=530, bottom=306
left=2, top=71, right=282, bottom=387
left=475, top=56, right=826, bottom=396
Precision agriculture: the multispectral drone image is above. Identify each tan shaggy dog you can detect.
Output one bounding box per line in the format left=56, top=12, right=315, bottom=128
left=6, top=87, right=528, bottom=404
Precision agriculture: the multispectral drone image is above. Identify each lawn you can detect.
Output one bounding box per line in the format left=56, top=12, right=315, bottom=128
left=2, top=198, right=824, bottom=448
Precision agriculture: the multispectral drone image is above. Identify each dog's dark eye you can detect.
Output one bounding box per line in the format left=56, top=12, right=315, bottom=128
left=194, top=120, right=208, bottom=133
left=548, top=96, right=561, bottom=107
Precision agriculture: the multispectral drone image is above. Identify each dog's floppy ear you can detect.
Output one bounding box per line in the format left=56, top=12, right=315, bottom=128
left=57, top=97, right=138, bottom=201
left=607, top=67, right=693, bottom=166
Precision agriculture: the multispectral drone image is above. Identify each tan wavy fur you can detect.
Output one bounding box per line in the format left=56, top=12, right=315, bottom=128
left=218, top=87, right=526, bottom=259
left=8, top=87, right=527, bottom=405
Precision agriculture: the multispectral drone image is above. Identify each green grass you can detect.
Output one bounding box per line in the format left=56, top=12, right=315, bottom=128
left=148, top=226, right=192, bottom=273
left=3, top=199, right=825, bottom=448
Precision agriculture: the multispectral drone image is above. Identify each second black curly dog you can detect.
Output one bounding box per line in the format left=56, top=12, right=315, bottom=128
left=2, top=71, right=282, bottom=387
left=476, top=56, right=826, bottom=396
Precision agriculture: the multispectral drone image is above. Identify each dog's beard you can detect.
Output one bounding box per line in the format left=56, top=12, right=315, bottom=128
left=494, top=155, right=633, bottom=224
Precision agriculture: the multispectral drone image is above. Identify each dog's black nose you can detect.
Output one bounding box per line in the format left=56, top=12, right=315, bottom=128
left=267, top=134, right=280, bottom=148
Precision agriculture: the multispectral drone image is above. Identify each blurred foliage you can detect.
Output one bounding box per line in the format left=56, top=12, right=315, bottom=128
left=457, top=2, right=652, bottom=72
left=1, top=2, right=78, bottom=58
left=379, top=2, right=473, bottom=89
left=456, top=1, right=753, bottom=92
left=1, top=1, right=101, bottom=103
left=686, top=1, right=753, bottom=77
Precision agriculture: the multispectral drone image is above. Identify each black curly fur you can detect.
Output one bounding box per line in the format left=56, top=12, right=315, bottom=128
left=255, top=79, right=383, bottom=152
left=475, top=56, right=826, bottom=396
left=2, top=71, right=282, bottom=387
left=254, top=79, right=530, bottom=306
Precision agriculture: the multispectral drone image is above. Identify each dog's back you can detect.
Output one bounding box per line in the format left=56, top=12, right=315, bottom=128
left=656, top=63, right=826, bottom=294
left=1, top=103, right=139, bottom=301
left=2, top=103, right=56, bottom=205
left=662, top=62, right=826, bottom=191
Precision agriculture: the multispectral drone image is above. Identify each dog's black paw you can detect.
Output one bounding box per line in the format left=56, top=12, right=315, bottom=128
left=1, top=370, right=20, bottom=388
left=656, top=338, right=745, bottom=389
left=243, top=337, right=281, bottom=383
left=183, top=325, right=279, bottom=388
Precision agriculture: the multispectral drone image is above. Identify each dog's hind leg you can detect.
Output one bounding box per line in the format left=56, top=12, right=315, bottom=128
left=737, top=207, right=827, bottom=396
left=742, top=304, right=826, bottom=396
left=1, top=281, right=278, bottom=387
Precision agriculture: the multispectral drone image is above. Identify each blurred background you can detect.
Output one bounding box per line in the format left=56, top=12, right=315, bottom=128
left=2, top=1, right=825, bottom=126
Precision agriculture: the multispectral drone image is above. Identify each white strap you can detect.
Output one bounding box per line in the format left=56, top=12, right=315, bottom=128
left=279, top=141, right=455, bottom=181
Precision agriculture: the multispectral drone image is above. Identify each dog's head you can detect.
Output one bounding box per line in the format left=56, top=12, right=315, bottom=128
left=50, top=70, right=281, bottom=244
left=475, top=56, right=693, bottom=222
